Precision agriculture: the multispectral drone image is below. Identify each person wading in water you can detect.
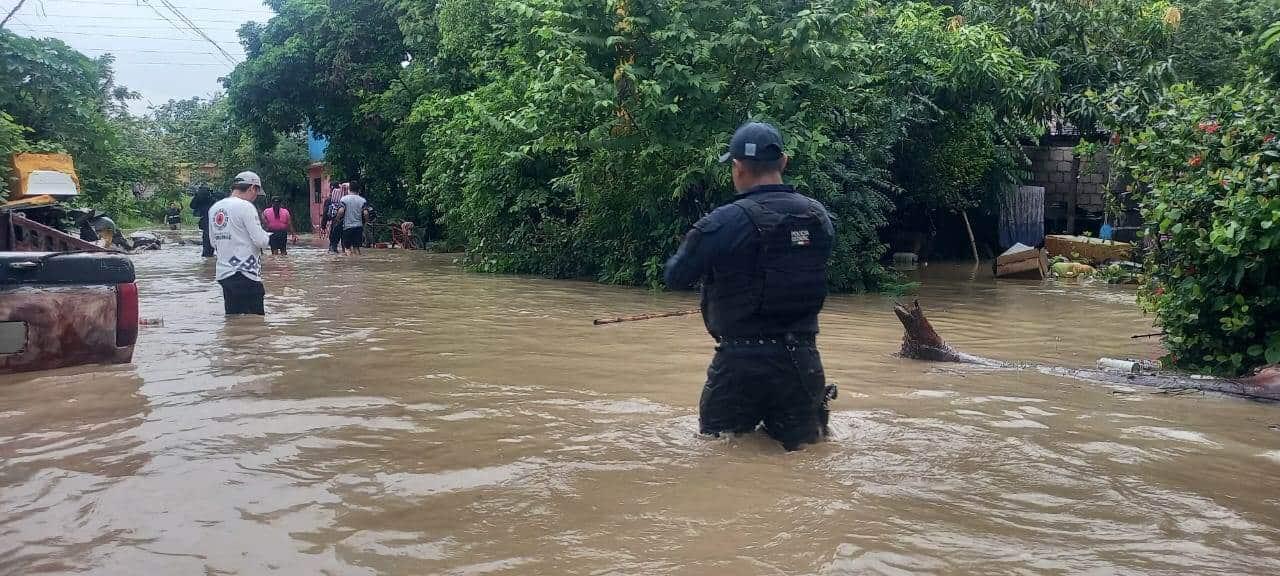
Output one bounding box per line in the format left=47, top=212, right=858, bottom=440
left=209, top=171, right=272, bottom=315
left=320, top=186, right=343, bottom=254
left=336, top=182, right=369, bottom=256
left=165, top=201, right=182, bottom=231
left=262, top=196, right=293, bottom=256
left=191, top=184, right=218, bottom=258
left=664, top=122, right=836, bottom=451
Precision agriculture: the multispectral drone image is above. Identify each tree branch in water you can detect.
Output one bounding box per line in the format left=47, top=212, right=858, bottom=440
left=893, top=300, right=1280, bottom=402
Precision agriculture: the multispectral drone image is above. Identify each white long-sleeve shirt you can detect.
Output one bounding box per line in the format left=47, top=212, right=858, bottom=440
left=208, top=196, right=271, bottom=282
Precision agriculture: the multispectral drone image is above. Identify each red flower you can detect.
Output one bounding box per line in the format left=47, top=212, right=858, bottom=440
left=1188, top=155, right=1203, bottom=167
left=1265, top=134, right=1277, bottom=144
left=1197, top=121, right=1221, bottom=134
left=1154, top=286, right=1166, bottom=296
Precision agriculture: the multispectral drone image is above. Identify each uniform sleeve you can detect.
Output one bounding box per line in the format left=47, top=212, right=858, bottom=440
left=664, top=206, right=736, bottom=290
left=820, top=202, right=836, bottom=258
left=244, top=203, right=271, bottom=249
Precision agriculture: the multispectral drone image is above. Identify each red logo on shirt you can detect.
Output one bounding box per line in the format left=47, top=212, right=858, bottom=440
left=212, top=208, right=228, bottom=229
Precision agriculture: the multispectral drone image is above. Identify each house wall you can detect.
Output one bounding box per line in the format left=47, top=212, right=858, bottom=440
left=306, top=163, right=330, bottom=231
left=1023, top=146, right=1114, bottom=234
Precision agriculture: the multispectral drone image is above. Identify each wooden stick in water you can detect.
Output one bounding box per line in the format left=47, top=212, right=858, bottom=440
left=961, top=210, right=980, bottom=264
left=593, top=309, right=700, bottom=326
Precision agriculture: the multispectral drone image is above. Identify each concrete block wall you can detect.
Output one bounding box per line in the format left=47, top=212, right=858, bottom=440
left=1024, top=146, right=1111, bottom=233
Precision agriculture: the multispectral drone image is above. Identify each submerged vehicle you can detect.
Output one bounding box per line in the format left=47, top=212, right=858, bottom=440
left=1, top=153, right=139, bottom=374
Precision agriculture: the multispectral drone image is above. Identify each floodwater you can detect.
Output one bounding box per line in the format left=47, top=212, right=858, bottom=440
left=2, top=245, right=1279, bottom=575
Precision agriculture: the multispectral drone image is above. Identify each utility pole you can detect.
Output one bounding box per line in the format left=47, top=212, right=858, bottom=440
left=2, top=0, right=29, bottom=29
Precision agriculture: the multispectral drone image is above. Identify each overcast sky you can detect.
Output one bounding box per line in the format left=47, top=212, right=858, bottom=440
left=4, top=0, right=275, bottom=114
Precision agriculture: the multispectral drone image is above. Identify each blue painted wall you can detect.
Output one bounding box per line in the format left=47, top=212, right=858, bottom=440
left=307, top=130, right=329, bottom=163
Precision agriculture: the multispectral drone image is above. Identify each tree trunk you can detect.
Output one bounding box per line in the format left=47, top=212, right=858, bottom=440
left=893, top=300, right=1004, bottom=366
left=893, top=300, right=1280, bottom=402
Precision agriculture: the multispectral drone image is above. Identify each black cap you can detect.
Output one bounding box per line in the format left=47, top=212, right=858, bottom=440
left=719, top=121, right=784, bottom=163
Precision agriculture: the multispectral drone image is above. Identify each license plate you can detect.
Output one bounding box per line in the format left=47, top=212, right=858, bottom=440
left=0, top=321, right=27, bottom=355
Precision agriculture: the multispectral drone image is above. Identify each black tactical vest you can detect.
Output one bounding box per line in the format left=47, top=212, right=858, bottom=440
left=702, top=192, right=832, bottom=338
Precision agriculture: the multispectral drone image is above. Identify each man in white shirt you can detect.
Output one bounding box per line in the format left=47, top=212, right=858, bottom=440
left=209, top=171, right=272, bottom=315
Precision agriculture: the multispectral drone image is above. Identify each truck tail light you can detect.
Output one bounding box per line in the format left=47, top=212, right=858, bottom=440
left=116, top=282, right=139, bottom=347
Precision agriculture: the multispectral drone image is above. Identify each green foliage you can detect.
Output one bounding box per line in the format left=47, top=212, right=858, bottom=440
left=221, top=0, right=1279, bottom=298
left=225, top=0, right=408, bottom=214
left=1100, top=71, right=1280, bottom=375
left=962, top=0, right=1280, bottom=131
left=151, top=96, right=311, bottom=228
left=396, top=0, right=911, bottom=287
left=1, top=27, right=307, bottom=227
left=0, top=111, right=28, bottom=199
left=376, top=0, right=1058, bottom=289
left=0, top=29, right=137, bottom=206
left=1099, top=262, right=1142, bottom=284
left=896, top=108, right=1001, bottom=212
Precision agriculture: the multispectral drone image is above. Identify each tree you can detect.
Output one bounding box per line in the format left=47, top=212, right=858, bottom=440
left=225, top=0, right=408, bottom=213
left=1, top=30, right=122, bottom=201
left=960, top=0, right=1280, bottom=132
left=397, top=0, right=1055, bottom=288
left=225, top=0, right=1275, bottom=295
left=226, top=0, right=1059, bottom=289
left=152, top=95, right=311, bottom=228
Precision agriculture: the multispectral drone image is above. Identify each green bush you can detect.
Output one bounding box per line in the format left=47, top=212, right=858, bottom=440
left=0, top=112, right=28, bottom=200
left=385, top=0, right=1057, bottom=289
left=1103, top=74, right=1280, bottom=375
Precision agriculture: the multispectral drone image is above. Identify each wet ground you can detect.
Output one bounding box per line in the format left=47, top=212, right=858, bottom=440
left=2, top=245, right=1279, bottom=575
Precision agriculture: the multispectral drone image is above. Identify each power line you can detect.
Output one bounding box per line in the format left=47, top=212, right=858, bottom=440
left=74, top=47, right=246, bottom=55
left=114, top=62, right=237, bottom=66
left=44, top=0, right=274, bottom=15
left=13, top=27, right=241, bottom=45
left=11, top=27, right=242, bottom=44
left=136, top=0, right=206, bottom=48
left=3, top=0, right=31, bottom=29
left=150, top=0, right=239, bottom=66
left=19, top=23, right=245, bottom=32
left=0, top=27, right=236, bottom=63
left=21, top=13, right=260, bottom=24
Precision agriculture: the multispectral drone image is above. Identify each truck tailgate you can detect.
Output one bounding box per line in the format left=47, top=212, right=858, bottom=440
left=0, top=233, right=138, bottom=374
left=0, top=285, right=132, bottom=372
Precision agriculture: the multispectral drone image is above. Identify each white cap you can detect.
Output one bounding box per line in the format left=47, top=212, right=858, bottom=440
left=232, top=171, right=263, bottom=192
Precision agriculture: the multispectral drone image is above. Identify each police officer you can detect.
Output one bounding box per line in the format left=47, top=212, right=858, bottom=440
left=191, top=184, right=218, bottom=258
left=664, top=122, right=836, bottom=451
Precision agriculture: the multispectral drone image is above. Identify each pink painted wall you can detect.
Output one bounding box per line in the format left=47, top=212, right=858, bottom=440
left=306, top=163, right=330, bottom=231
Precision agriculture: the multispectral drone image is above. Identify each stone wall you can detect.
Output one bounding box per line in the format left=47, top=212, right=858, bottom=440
left=1024, top=146, right=1111, bottom=234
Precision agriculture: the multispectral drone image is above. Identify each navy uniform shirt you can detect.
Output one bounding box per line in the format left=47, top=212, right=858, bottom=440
left=664, top=184, right=835, bottom=290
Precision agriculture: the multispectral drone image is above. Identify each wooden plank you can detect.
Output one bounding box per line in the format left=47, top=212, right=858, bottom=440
left=1045, top=234, right=1132, bottom=263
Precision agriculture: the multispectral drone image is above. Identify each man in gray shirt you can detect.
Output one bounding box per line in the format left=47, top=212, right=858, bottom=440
left=336, top=182, right=369, bottom=255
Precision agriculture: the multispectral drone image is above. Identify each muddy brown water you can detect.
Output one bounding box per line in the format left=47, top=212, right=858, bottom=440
left=2, top=246, right=1279, bottom=575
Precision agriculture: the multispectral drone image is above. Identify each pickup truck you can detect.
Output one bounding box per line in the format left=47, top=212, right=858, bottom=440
left=1, top=211, right=139, bottom=374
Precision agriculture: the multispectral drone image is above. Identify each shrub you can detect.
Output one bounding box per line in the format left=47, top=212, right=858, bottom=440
left=1103, top=74, right=1280, bottom=375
